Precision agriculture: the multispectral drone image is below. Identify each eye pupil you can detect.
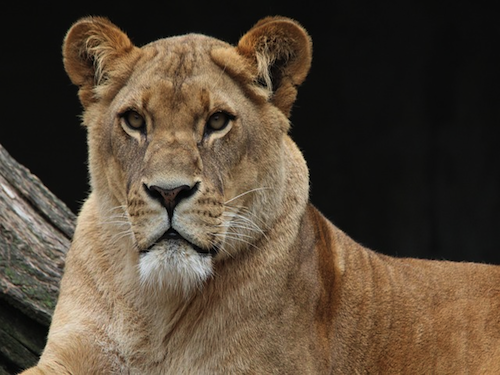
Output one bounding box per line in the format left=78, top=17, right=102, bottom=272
left=124, top=110, right=145, bottom=130
left=207, top=112, right=230, bottom=131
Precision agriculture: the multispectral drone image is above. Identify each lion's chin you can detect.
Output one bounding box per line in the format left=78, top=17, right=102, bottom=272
left=138, top=239, right=213, bottom=297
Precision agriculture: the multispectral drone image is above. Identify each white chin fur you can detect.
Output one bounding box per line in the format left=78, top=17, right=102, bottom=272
left=138, top=244, right=213, bottom=297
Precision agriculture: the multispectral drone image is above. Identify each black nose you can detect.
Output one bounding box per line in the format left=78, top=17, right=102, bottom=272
left=146, top=183, right=198, bottom=219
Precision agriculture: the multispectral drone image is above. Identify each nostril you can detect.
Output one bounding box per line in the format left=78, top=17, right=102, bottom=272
left=146, top=183, right=199, bottom=219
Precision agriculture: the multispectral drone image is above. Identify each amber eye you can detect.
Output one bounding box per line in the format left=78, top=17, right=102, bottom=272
left=123, top=110, right=146, bottom=130
left=207, top=111, right=231, bottom=131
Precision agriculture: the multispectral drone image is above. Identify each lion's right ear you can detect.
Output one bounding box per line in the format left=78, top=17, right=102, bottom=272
left=63, top=17, right=138, bottom=107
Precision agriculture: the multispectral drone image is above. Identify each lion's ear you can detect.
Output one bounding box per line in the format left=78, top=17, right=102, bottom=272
left=63, top=17, right=138, bottom=107
left=236, top=17, right=312, bottom=117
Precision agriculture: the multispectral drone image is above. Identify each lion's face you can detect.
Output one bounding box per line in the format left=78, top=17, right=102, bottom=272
left=91, top=36, right=286, bottom=294
left=63, top=17, right=311, bottom=295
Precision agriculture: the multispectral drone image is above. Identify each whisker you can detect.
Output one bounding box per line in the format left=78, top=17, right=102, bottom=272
left=98, top=204, right=132, bottom=230
left=103, top=205, right=128, bottom=215
left=104, top=213, right=129, bottom=220
left=108, top=228, right=134, bottom=247
left=224, top=187, right=270, bottom=205
left=213, top=233, right=260, bottom=250
left=99, top=220, right=131, bottom=226
left=218, top=229, right=257, bottom=240
left=221, top=210, right=268, bottom=239
left=222, top=212, right=266, bottom=231
left=209, top=239, right=233, bottom=258
left=218, top=221, right=258, bottom=231
left=224, top=204, right=265, bottom=219
left=223, top=205, right=269, bottom=231
left=219, top=223, right=262, bottom=240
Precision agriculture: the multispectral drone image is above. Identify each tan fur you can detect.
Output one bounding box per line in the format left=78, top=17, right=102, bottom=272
left=21, top=17, right=500, bottom=374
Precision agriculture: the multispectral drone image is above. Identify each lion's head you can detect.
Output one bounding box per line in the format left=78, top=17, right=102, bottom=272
left=63, top=16, right=312, bottom=296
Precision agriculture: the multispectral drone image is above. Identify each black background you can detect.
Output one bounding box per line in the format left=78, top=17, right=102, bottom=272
left=2, top=1, right=499, bottom=263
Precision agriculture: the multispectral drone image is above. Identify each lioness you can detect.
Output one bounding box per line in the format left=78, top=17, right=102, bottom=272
left=22, top=16, right=500, bottom=374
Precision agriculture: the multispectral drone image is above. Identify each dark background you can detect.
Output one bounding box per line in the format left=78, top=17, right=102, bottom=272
left=2, top=1, right=499, bottom=263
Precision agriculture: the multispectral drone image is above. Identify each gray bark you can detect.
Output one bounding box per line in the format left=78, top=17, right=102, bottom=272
left=0, top=143, right=75, bottom=374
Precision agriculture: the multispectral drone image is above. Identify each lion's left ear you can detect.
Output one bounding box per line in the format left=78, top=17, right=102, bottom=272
left=236, top=17, right=312, bottom=117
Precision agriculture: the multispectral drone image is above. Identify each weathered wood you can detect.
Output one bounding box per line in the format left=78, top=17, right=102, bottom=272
left=0, top=143, right=76, bottom=373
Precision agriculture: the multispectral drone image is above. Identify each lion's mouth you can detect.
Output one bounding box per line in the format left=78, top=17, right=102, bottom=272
left=142, top=228, right=217, bottom=257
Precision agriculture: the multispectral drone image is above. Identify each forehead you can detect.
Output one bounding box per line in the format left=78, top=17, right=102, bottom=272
left=133, top=34, right=230, bottom=83
left=121, top=34, right=236, bottom=109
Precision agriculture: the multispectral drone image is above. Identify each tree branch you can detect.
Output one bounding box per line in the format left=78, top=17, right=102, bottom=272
left=0, top=144, right=76, bottom=373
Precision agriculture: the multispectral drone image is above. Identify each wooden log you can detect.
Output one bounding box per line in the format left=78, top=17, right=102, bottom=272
left=0, top=143, right=76, bottom=374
